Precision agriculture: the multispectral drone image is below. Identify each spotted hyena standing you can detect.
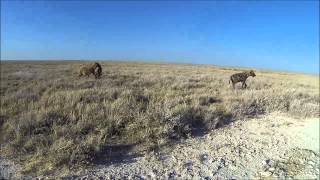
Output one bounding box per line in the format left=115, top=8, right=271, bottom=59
left=229, top=70, right=256, bottom=89
left=79, top=62, right=102, bottom=79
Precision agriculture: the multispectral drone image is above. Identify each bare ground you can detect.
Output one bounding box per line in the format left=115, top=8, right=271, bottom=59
left=61, top=112, right=319, bottom=179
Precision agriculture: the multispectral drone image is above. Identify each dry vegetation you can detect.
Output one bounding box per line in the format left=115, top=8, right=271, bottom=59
left=0, top=60, right=319, bottom=176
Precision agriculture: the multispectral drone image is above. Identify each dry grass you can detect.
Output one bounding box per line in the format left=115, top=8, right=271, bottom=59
left=0, top=60, right=319, bottom=176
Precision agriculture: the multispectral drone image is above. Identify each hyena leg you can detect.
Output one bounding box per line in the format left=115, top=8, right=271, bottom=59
left=243, top=80, right=248, bottom=88
left=242, top=82, right=246, bottom=89
left=232, top=83, right=235, bottom=89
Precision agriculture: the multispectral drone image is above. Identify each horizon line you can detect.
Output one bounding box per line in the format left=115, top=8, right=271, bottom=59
left=1, top=58, right=318, bottom=75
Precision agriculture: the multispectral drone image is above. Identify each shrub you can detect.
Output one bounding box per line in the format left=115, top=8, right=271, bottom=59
left=199, top=96, right=220, bottom=106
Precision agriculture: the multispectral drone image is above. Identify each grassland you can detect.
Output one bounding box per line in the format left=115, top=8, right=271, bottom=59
left=0, top=60, right=319, bottom=177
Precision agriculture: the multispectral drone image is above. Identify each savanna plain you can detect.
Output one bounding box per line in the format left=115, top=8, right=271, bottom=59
left=0, top=61, right=319, bottom=179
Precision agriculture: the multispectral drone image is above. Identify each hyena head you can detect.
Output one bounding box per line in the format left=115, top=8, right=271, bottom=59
left=249, top=70, right=256, bottom=77
left=93, top=62, right=102, bottom=79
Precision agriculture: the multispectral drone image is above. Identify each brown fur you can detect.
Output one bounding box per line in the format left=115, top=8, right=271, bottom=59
left=79, top=62, right=102, bottom=79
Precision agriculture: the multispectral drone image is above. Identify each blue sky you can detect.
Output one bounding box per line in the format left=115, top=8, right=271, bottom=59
left=1, top=1, right=319, bottom=73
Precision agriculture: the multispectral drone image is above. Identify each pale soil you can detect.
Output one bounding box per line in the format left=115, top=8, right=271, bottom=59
left=65, top=112, right=319, bottom=179
left=1, top=113, right=319, bottom=179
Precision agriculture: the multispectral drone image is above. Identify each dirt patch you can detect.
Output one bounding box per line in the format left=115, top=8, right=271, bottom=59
left=60, top=113, right=319, bottom=179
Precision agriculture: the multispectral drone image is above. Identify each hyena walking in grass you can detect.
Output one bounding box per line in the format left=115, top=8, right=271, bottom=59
left=229, top=70, right=256, bottom=89
left=79, top=62, right=102, bottom=79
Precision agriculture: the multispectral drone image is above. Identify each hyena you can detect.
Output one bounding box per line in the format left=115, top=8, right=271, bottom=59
left=229, top=70, right=256, bottom=89
left=79, top=62, right=102, bottom=79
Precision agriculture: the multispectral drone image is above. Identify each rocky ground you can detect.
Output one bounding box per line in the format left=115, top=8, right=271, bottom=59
left=1, top=112, right=319, bottom=179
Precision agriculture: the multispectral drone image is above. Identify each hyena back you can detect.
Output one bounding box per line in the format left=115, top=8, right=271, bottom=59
left=79, top=62, right=102, bottom=79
